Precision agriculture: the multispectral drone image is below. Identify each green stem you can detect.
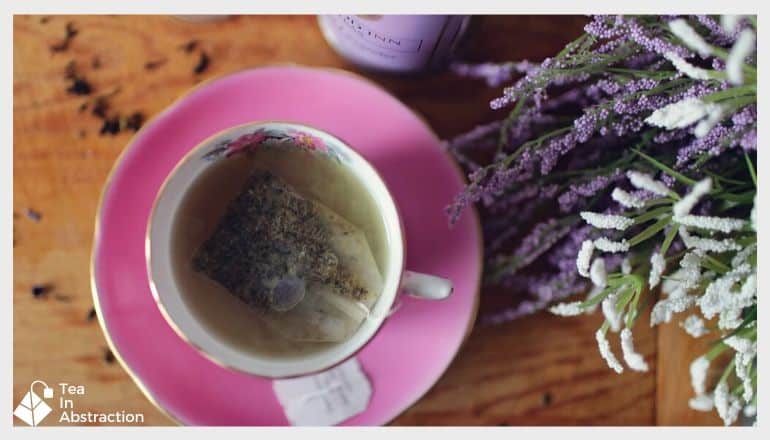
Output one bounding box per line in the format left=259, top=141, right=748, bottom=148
left=498, top=98, right=527, bottom=152
left=501, top=127, right=572, bottom=167
left=633, top=206, right=671, bottom=225
left=701, top=84, right=757, bottom=103
left=629, top=216, right=671, bottom=246
left=659, top=226, right=678, bottom=257
left=745, top=152, right=757, bottom=187
left=625, top=286, right=643, bottom=328
left=718, top=358, right=735, bottom=385
left=632, top=148, right=696, bottom=187
left=703, top=254, right=730, bottom=274
left=706, top=341, right=729, bottom=361
left=581, top=286, right=614, bottom=309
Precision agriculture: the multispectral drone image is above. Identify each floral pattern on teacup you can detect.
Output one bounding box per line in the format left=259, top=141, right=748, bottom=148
left=202, top=127, right=346, bottom=163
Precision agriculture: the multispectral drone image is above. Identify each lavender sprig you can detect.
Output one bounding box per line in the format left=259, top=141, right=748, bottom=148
left=448, top=15, right=756, bottom=425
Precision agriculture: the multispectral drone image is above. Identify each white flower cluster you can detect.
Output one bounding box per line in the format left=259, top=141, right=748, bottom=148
left=714, top=382, right=743, bottom=426
left=681, top=315, right=708, bottom=338
left=595, top=237, right=630, bottom=253
left=576, top=239, right=594, bottom=277
left=626, top=171, right=670, bottom=197
left=690, top=355, right=710, bottom=395
left=602, top=293, right=623, bottom=332
left=694, top=105, right=725, bottom=138
left=580, top=211, right=634, bottom=231
left=725, top=334, right=757, bottom=404
left=611, top=188, right=645, bottom=208
left=590, top=258, right=607, bottom=287
left=561, top=126, right=756, bottom=423
left=664, top=52, right=713, bottom=81
left=596, top=330, right=624, bottom=374
left=549, top=301, right=584, bottom=317
left=697, top=264, right=753, bottom=326
left=688, top=393, right=714, bottom=411
left=668, top=19, right=714, bottom=57
left=648, top=252, right=665, bottom=289
left=620, top=328, right=649, bottom=372
left=689, top=331, right=757, bottom=425
left=651, top=293, right=697, bottom=326
left=676, top=215, right=746, bottom=233
left=727, top=29, right=756, bottom=85
left=679, top=227, right=741, bottom=253
left=672, top=177, right=711, bottom=217
left=645, top=98, right=722, bottom=131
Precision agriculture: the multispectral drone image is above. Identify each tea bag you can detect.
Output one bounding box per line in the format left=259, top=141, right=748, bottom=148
left=192, top=170, right=383, bottom=343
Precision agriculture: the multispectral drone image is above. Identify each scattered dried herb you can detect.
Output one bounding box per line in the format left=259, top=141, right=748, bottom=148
left=31, top=284, right=52, bottom=298
left=100, top=116, right=120, bottom=136
left=91, top=96, right=109, bottom=118
left=53, top=294, right=72, bottom=303
left=65, top=60, right=144, bottom=136
left=51, top=22, right=78, bottom=53
left=79, top=130, right=86, bottom=139
left=542, top=392, right=553, bottom=406
left=144, top=58, right=167, bottom=71
left=64, top=61, right=93, bottom=96
left=86, top=308, right=97, bottom=322
left=179, top=39, right=199, bottom=53
left=67, top=78, right=92, bottom=96
left=26, top=208, right=42, bottom=222
left=98, top=112, right=144, bottom=136
left=193, top=51, right=210, bottom=75
left=103, top=348, right=115, bottom=364
left=40, top=16, right=50, bottom=25
left=91, top=56, right=101, bottom=69
left=65, top=60, right=76, bottom=77
left=124, top=112, right=144, bottom=131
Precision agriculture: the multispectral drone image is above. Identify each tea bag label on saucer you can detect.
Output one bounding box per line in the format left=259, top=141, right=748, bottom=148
left=272, top=358, right=372, bottom=426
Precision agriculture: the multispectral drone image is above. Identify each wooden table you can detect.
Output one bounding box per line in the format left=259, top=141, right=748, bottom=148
left=13, top=15, right=721, bottom=426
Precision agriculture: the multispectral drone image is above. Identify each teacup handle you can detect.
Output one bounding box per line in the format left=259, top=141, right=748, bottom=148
left=400, top=271, right=453, bottom=300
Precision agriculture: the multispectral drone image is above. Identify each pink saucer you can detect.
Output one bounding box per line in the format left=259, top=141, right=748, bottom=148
left=91, top=66, right=482, bottom=426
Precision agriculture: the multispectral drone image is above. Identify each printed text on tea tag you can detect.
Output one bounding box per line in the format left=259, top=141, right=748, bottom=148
left=272, top=358, right=372, bottom=426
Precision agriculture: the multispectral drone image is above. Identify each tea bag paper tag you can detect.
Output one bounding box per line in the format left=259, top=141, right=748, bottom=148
left=272, top=358, right=372, bottom=426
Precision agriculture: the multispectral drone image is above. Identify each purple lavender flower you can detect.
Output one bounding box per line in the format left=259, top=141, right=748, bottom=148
left=447, top=14, right=756, bottom=322
left=449, top=15, right=756, bottom=423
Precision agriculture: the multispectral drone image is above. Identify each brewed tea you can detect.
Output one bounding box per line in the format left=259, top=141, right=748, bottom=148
left=170, top=142, right=388, bottom=358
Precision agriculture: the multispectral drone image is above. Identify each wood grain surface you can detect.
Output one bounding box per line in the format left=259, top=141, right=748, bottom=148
left=13, top=14, right=720, bottom=426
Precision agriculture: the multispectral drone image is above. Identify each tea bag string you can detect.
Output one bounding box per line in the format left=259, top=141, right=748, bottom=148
left=363, top=297, right=402, bottom=321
